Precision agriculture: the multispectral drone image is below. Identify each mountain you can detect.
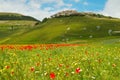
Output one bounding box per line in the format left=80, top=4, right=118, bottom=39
left=0, top=10, right=120, bottom=44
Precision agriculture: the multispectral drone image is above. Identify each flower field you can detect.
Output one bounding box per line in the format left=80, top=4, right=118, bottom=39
left=0, top=44, right=120, bottom=80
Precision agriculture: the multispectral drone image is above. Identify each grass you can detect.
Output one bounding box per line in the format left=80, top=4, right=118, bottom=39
left=0, top=20, right=38, bottom=43
left=0, top=44, right=120, bottom=80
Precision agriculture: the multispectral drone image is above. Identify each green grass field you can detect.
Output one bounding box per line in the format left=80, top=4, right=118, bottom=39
left=0, top=44, right=120, bottom=80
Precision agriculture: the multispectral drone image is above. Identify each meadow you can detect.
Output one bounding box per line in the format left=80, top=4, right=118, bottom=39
left=0, top=44, right=120, bottom=80
left=0, top=12, right=120, bottom=80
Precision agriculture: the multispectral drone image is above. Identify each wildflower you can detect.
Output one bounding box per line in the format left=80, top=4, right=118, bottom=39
left=65, top=72, right=69, bottom=77
left=5, top=66, right=10, bottom=69
left=76, top=68, right=82, bottom=74
left=74, top=63, right=77, bottom=66
left=35, top=71, right=40, bottom=74
left=36, top=62, right=40, bottom=66
left=98, top=59, right=102, bottom=63
left=66, top=65, right=69, bottom=68
left=91, top=76, right=96, bottom=79
left=36, top=54, right=40, bottom=57
left=67, top=27, right=70, bottom=31
left=50, top=72, right=56, bottom=79
left=11, top=71, right=14, bottom=75
left=44, top=64, right=47, bottom=66
left=30, top=67, right=35, bottom=72
left=56, top=67, right=59, bottom=70
left=89, top=35, right=93, bottom=38
left=44, top=72, right=48, bottom=76
left=71, top=71, right=75, bottom=74
left=112, top=64, right=116, bottom=67
left=59, top=64, right=63, bottom=67
left=48, top=58, right=52, bottom=61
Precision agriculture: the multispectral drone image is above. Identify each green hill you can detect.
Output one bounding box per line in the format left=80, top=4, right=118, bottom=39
left=0, top=11, right=120, bottom=44
left=0, top=12, right=38, bottom=21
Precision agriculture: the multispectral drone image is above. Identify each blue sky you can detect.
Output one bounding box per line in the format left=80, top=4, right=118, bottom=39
left=60, top=0, right=107, bottom=12
left=0, top=0, right=120, bottom=20
left=40, top=0, right=107, bottom=12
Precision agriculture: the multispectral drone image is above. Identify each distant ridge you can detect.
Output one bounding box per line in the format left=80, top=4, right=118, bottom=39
left=0, top=12, right=38, bottom=21
left=51, top=10, right=115, bottom=19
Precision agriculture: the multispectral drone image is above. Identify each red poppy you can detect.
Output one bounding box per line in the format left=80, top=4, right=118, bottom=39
left=36, top=62, right=40, bottom=66
left=30, top=67, right=35, bottom=72
left=11, top=71, right=14, bottom=75
left=66, top=65, right=69, bottom=68
left=76, top=68, right=81, bottom=73
left=59, top=64, right=63, bottom=67
left=48, top=58, right=52, bottom=61
left=50, top=72, right=56, bottom=79
left=5, top=66, right=10, bottom=69
left=65, top=72, right=69, bottom=77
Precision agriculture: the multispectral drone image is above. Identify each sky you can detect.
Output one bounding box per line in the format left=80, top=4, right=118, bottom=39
left=0, top=0, right=120, bottom=20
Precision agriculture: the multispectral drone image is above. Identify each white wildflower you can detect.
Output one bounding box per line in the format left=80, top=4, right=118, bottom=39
left=56, top=67, right=59, bottom=70
left=89, top=35, right=93, bottom=38
left=35, top=71, right=40, bottom=74
left=80, top=36, right=82, bottom=38
left=71, top=71, right=75, bottom=74
left=44, top=72, right=47, bottom=76
left=96, top=26, right=101, bottom=30
left=67, top=27, right=70, bottom=31
left=108, top=29, right=112, bottom=36
left=83, top=27, right=87, bottom=30
left=91, top=76, right=96, bottom=79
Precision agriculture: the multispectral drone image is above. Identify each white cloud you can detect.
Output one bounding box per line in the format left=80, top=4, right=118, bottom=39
left=0, top=0, right=73, bottom=20
left=83, top=1, right=88, bottom=6
left=102, top=0, right=120, bottom=18
left=74, top=0, right=80, bottom=3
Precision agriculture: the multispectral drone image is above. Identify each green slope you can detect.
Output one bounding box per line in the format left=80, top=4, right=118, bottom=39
left=1, top=14, right=119, bottom=44
left=0, top=20, right=40, bottom=43
left=0, top=12, right=38, bottom=21
left=0, top=12, right=41, bottom=44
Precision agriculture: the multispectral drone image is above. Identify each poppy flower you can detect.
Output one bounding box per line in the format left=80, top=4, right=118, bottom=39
left=30, top=67, right=35, bottom=72
left=11, top=71, right=14, bottom=75
left=76, top=68, right=81, bottom=73
left=36, top=62, right=40, bottom=66
left=50, top=72, right=56, bottom=79
left=48, top=58, right=52, bottom=61
left=65, top=72, right=69, bottom=77
left=66, top=65, right=69, bottom=68
left=59, top=64, right=63, bottom=67
left=5, top=66, right=10, bottom=69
